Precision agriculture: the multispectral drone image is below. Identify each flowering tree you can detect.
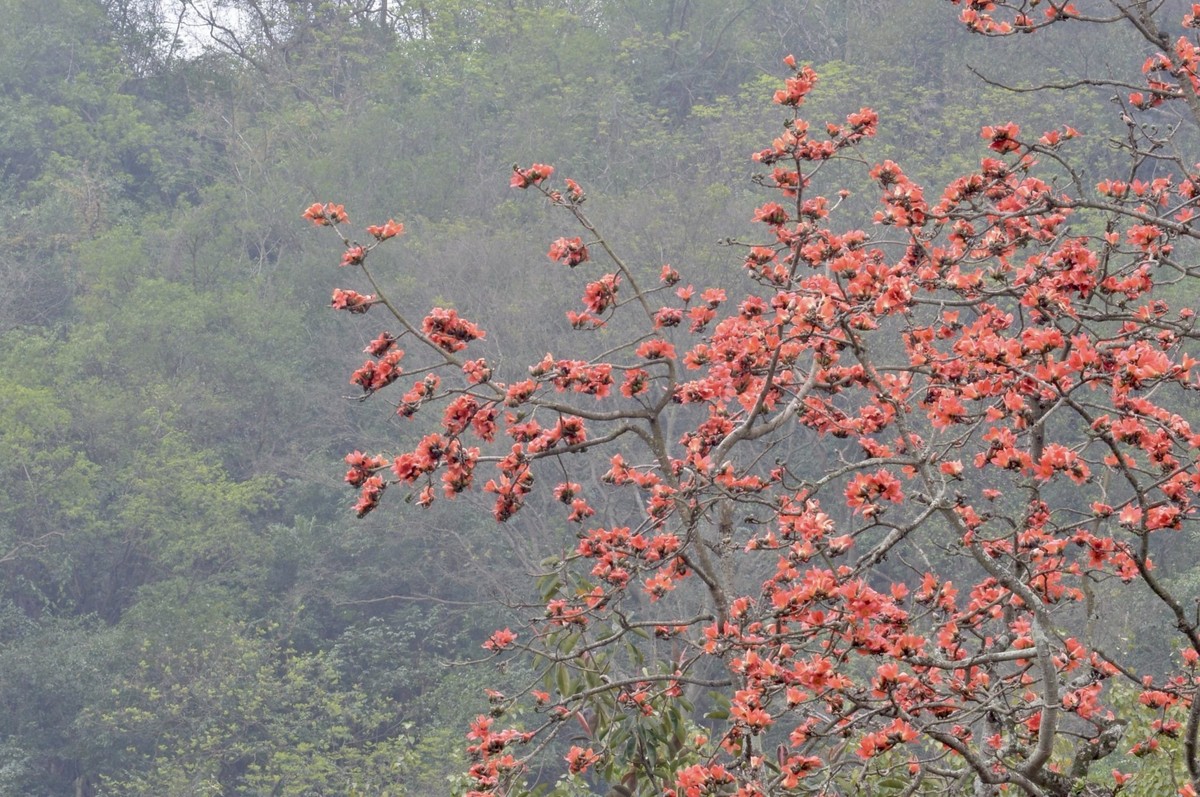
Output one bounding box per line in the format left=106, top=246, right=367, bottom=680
left=306, top=3, right=1200, bottom=796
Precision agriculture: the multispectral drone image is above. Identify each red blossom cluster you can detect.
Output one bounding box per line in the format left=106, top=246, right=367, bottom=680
left=509, top=162, right=554, bottom=188
left=343, top=450, right=387, bottom=488
left=302, top=202, right=349, bottom=226
left=580, top=273, right=617, bottom=312
left=349, top=347, right=403, bottom=393
left=463, top=715, right=530, bottom=797
left=365, top=218, right=404, bottom=240
left=481, top=627, right=517, bottom=652
left=421, top=307, right=485, bottom=353
left=548, top=236, right=589, bottom=266
left=563, top=745, right=600, bottom=775
left=330, top=287, right=375, bottom=313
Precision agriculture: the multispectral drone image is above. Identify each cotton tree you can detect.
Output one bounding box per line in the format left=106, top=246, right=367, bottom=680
left=307, top=2, right=1200, bottom=795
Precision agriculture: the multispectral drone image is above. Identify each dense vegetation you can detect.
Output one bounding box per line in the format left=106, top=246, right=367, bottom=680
left=0, top=2, right=1195, bottom=795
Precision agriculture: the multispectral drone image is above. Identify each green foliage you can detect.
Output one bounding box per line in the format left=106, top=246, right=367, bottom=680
left=77, top=605, right=410, bottom=796
left=0, top=614, right=121, bottom=796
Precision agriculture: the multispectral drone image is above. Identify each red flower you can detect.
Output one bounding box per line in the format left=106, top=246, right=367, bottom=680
left=636, top=339, right=677, bottom=360
left=548, top=236, right=589, bottom=267
left=752, top=202, right=789, bottom=226
left=981, top=122, right=1021, bottom=153
left=563, top=178, right=585, bottom=203
left=582, top=274, right=619, bottom=312
left=422, top=308, right=485, bottom=352
left=302, top=202, right=349, bottom=226
left=510, top=163, right=554, bottom=188
left=365, top=218, right=404, bottom=240
left=773, top=64, right=817, bottom=106
left=504, top=379, right=537, bottom=407
left=565, top=746, right=600, bottom=775
left=621, top=368, right=650, bottom=397
left=363, top=332, right=397, bottom=356
left=331, top=288, right=375, bottom=313
left=462, top=358, right=492, bottom=384
left=845, top=470, right=904, bottom=514
left=654, top=307, right=683, bottom=328
left=482, top=628, right=518, bottom=652
left=352, top=475, right=385, bottom=517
